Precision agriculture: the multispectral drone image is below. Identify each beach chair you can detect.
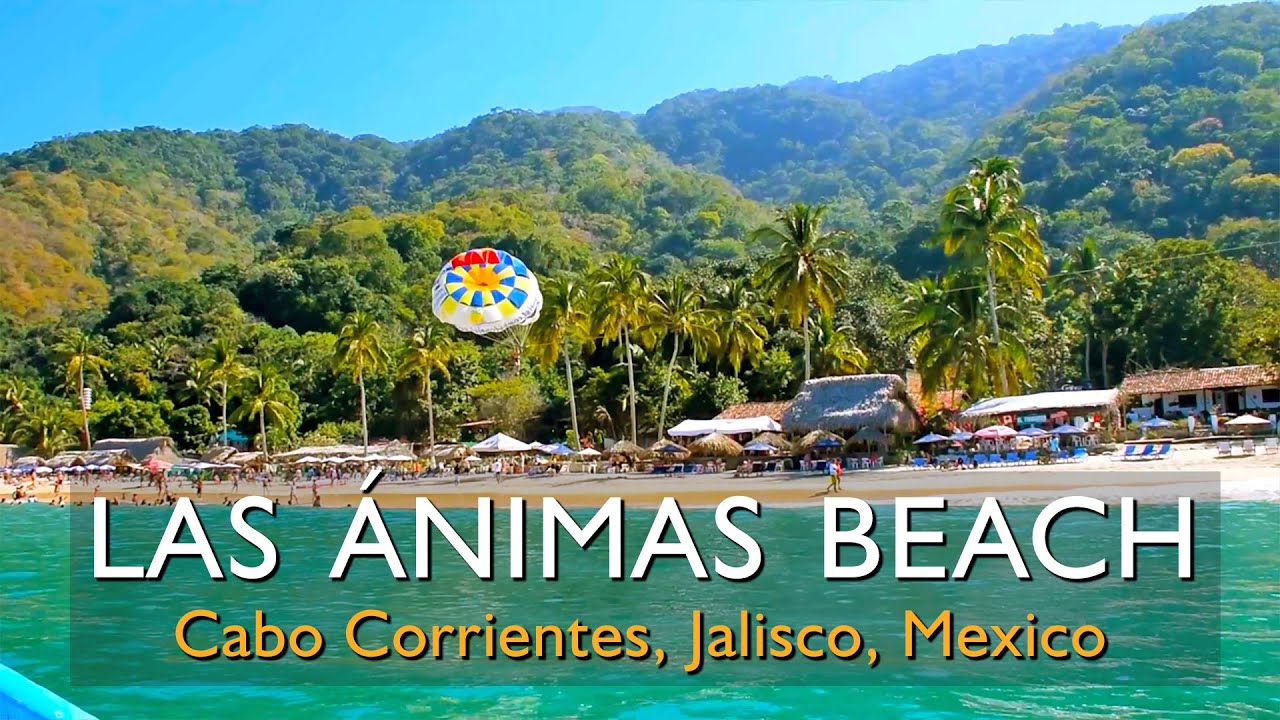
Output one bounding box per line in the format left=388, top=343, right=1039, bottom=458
left=1216, top=442, right=1232, bottom=457
left=1057, top=449, right=1069, bottom=462
left=1072, top=447, right=1088, bottom=462
left=1153, top=444, right=1172, bottom=459
left=1118, top=445, right=1138, bottom=461
left=1005, top=452, right=1020, bottom=465
left=1022, top=450, right=1037, bottom=464
left=912, top=457, right=927, bottom=469
left=1266, top=437, right=1279, bottom=455
left=973, top=453, right=987, bottom=466
left=1242, top=439, right=1256, bottom=455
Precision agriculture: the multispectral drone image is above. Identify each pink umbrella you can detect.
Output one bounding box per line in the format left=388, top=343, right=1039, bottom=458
left=974, top=425, right=1017, bottom=439
left=144, top=457, right=173, bottom=472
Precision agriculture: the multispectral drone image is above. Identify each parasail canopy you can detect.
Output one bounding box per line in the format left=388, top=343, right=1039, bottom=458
left=432, top=248, right=542, bottom=336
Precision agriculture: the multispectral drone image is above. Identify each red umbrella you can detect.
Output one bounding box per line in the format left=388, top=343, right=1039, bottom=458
left=144, top=457, right=172, bottom=472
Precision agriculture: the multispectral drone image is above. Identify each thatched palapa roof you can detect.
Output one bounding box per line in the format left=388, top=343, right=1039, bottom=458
left=649, top=441, right=690, bottom=457
left=715, top=400, right=792, bottom=423
left=687, top=432, right=744, bottom=457
left=750, top=432, right=792, bottom=452
left=796, top=430, right=842, bottom=451
left=607, top=440, right=649, bottom=458
left=91, top=437, right=184, bottom=464
left=783, top=374, right=920, bottom=434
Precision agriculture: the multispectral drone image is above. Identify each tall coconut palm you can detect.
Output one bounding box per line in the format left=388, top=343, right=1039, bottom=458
left=650, top=275, right=718, bottom=439
left=53, top=329, right=108, bottom=450
left=936, top=156, right=1045, bottom=396
left=712, top=277, right=769, bottom=376
left=334, top=311, right=391, bottom=454
left=1, top=376, right=35, bottom=441
left=181, top=358, right=218, bottom=409
left=528, top=276, right=587, bottom=449
left=752, top=203, right=851, bottom=381
left=398, top=325, right=455, bottom=454
left=232, top=370, right=298, bottom=460
left=588, top=255, right=652, bottom=444
left=206, top=337, right=248, bottom=447
left=1056, top=237, right=1105, bottom=387
left=15, top=402, right=77, bottom=457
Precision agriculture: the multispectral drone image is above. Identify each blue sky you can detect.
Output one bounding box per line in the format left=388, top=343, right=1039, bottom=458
left=0, top=0, right=1240, bottom=152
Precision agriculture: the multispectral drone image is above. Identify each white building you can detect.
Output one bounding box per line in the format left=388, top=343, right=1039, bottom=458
left=1119, top=365, right=1280, bottom=418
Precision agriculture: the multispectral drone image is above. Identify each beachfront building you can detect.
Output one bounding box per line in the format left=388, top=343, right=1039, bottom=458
left=713, top=400, right=792, bottom=425
left=1118, top=365, right=1280, bottom=418
left=958, top=389, right=1122, bottom=431
left=782, top=374, right=921, bottom=437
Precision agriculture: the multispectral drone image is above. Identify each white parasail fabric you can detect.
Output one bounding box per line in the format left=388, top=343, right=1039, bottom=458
left=667, top=416, right=783, bottom=437
left=959, top=390, right=1120, bottom=418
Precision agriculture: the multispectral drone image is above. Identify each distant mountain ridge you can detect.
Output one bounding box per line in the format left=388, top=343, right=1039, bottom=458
left=2, top=4, right=1277, bottom=324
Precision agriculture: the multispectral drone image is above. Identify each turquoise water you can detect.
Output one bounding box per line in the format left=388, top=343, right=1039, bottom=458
left=2, top=501, right=1277, bottom=718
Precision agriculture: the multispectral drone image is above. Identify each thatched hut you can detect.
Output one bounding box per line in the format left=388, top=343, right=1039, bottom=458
left=783, top=375, right=920, bottom=435
left=91, top=437, right=184, bottom=464
left=687, top=432, right=744, bottom=457
left=750, top=431, right=792, bottom=453
left=607, top=440, right=649, bottom=459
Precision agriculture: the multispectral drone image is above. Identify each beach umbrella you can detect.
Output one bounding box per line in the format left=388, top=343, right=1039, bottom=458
left=811, top=437, right=844, bottom=449
left=974, top=425, right=1017, bottom=439
left=686, top=432, right=744, bottom=457
left=540, top=443, right=575, bottom=456
left=385, top=454, right=417, bottom=462
left=35, top=466, right=53, bottom=474
left=576, top=447, right=602, bottom=457
left=1049, top=424, right=1086, bottom=435
left=648, top=441, right=689, bottom=457
left=948, top=430, right=975, bottom=441
left=143, top=457, right=172, bottom=472
left=796, top=430, right=842, bottom=451
left=1017, top=427, right=1049, bottom=437
left=750, top=432, right=792, bottom=453
left=914, top=432, right=951, bottom=444
left=741, top=440, right=778, bottom=454
left=1140, top=417, right=1175, bottom=429
left=1224, top=414, right=1269, bottom=427
left=473, top=433, right=533, bottom=453
left=607, top=440, right=649, bottom=458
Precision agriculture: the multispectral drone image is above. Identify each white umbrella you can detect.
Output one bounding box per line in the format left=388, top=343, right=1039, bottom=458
left=1225, top=414, right=1269, bottom=427
left=914, top=433, right=951, bottom=444
left=577, top=447, right=602, bottom=457
left=385, top=454, right=416, bottom=462
left=292, top=455, right=322, bottom=464
left=472, top=433, right=533, bottom=453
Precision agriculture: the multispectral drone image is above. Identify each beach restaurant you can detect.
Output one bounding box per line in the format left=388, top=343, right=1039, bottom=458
left=1118, top=364, right=1280, bottom=419
left=782, top=374, right=922, bottom=438
left=958, top=389, right=1121, bottom=431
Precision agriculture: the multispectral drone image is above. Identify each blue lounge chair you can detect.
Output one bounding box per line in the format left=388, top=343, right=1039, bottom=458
left=1022, top=450, right=1038, bottom=464
left=1153, top=444, right=1172, bottom=459
left=1005, top=452, right=1020, bottom=465
left=974, top=453, right=987, bottom=466
left=1057, top=449, right=1069, bottom=461
left=1138, top=445, right=1155, bottom=459
left=912, top=457, right=927, bottom=468
left=1072, top=447, right=1088, bottom=462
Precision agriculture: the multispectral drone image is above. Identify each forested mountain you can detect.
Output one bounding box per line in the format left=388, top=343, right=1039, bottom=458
left=638, top=22, right=1133, bottom=209
left=967, top=1, right=1280, bottom=248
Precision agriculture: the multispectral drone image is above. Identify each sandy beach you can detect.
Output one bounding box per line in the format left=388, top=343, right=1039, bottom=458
left=6, top=444, right=1277, bottom=510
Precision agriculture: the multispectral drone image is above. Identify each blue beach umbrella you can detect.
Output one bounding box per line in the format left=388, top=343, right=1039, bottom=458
left=1018, top=427, right=1049, bottom=437
left=1140, top=417, right=1175, bottom=429
left=914, top=432, right=951, bottom=444
left=1049, top=425, right=1086, bottom=435
left=742, top=441, right=778, bottom=453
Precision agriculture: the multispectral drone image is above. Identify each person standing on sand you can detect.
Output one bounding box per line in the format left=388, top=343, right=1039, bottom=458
left=834, top=461, right=843, bottom=492
left=825, top=459, right=838, bottom=493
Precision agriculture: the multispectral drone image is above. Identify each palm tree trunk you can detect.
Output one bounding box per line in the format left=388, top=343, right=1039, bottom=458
left=802, top=314, right=812, bottom=382
left=260, top=414, right=269, bottom=460
left=984, top=264, right=1009, bottom=395
left=220, top=381, right=229, bottom=446
left=658, top=335, right=680, bottom=442
left=563, top=339, right=581, bottom=450
left=358, top=369, right=369, bottom=454
left=1100, top=339, right=1111, bottom=390
left=78, top=366, right=90, bottom=451
left=425, top=375, right=436, bottom=455
left=622, top=324, right=638, bottom=444
left=1083, top=333, right=1092, bottom=387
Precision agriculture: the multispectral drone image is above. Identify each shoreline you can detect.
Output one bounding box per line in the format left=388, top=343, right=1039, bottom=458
left=8, top=447, right=1278, bottom=509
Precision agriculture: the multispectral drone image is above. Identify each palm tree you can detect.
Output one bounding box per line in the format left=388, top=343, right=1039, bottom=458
left=207, top=337, right=248, bottom=447
left=232, top=370, right=298, bottom=460
left=529, top=276, right=587, bottom=449
left=650, top=276, right=717, bottom=439
left=398, top=325, right=455, bottom=454
left=334, top=311, right=391, bottom=454
left=936, top=157, right=1046, bottom=395
left=813, top=316, right=870, bottom=376
left=588, top=255, right=652, bottom=444
left=53, top=329, right=108, bottom=450
left=181, top=357, right=218, bottom=409
left=1056, top=237, right=1105, bottom=387
left=712, top=277, right=769, bottom=376
left=15, top=402, right=77, bottom=457
left=1, top=376, right=35, bottom=441
left=752, top=203, right=852, bottom=381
